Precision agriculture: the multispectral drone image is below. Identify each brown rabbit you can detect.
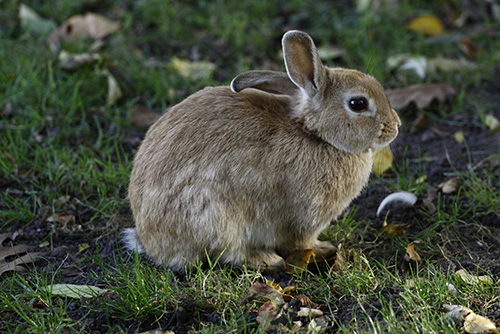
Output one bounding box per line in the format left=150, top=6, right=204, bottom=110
left=124, top=30, right=400, bottom=272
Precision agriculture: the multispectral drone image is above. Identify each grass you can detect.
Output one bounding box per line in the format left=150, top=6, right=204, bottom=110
left=1, top=0, right=500, bottom=333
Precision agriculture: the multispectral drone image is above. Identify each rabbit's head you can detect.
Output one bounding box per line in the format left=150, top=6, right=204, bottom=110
left=231, top=30, right=400, bottom=153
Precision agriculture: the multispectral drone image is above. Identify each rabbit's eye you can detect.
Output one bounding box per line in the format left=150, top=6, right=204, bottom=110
left=349, top=98, right=368, bottom=112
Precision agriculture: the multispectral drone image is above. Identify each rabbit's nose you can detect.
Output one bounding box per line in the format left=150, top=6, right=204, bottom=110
left=392, top=109, right=401, bottom=127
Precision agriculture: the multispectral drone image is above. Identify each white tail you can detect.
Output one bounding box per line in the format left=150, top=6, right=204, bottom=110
left=122, top=228, right=145, bottom=254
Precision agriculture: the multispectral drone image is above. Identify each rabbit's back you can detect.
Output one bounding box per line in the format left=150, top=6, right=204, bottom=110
left=128, top=87, right=373, bottom=268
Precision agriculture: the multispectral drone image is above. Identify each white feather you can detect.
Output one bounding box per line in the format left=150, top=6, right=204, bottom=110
left=376, top=191, right=417, bottom=217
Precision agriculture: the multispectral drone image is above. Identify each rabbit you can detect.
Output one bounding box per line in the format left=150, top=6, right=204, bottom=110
left=123, top=30, right=401, bottom=272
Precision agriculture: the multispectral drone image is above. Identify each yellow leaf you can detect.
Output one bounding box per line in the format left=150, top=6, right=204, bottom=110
left=444, top=305, right=499, bottom=334
left=455, top=269, right=494, bottom=285
left=170, top=57, right=216, bottom=81
left=44, top=284, right=108, bottom=298
left=285, top=249, right=315, bottom=274
left=454, top=131, right=465, bottom=144
left=382, top=223, right=407, bottom=237
left=408, top=14, right=445, bottom=36
left=484, top=114, right=500, bottom=131
left=372, top=146, right=393, bottom=176
left=406, top=240, right=422, bottom=262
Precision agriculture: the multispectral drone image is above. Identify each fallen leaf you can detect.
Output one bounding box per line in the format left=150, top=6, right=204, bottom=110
left=437, top=178, right=459, bottom=194
left=381, top=223, right=407, bottom=237
left=416, top=175, right=427, bottom=184
left=386, top=83, right=456, bottom=110
left=454, top=131, right=465, bottom=144
left=428, top=56, right=476, bottom=72
left=105, top=71, right=122, bottom=107
left=78, top=243, right=89, bottom=254
left=241, top=282, right=285, bottom=306
left=131, top=106, right=161, bottom=127
left=256, top=301, right=280, bottom=328
left=46, top=213, right=75, bottom=225
left=19, top=4, right=56, bottom=36
left=483, top=114, right=500, bottom=131
left=330, top=244, right=360, bottom=274
left=43, top=284, right=108, bottom=299
left=386, top=54, right=475, bottom=78
left=170, top=57, right=216, bottom=81
left=372, top=146, right=394, bottom=176
left=47, top=13, right=120, bottom=51
left=297, top=307, right=323, bottom=318
left=58, top=50, right=102, bottom=70
left=376, top=191, right=417, bottom=217
left=444, top=304, right=499, bottom=334
left=0, top=233, right=47, bottom=274
left=296, top=294, right=318, bottom=308
left=406, top=240, right=422, bottom=262
left=408, top=14, right=445, bottom=36
left=285, top=249, right=315, bottom=273
left=307, top=317, right=328, bottom=333
left=455, top=269, right=495, bottom=285
left=458, top=37, right=480, bottom=59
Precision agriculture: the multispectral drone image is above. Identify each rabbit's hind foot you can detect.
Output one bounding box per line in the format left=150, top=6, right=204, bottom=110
left=313, top=240, right=337, bottom=262
left=246, top=250, right=286, bottom=273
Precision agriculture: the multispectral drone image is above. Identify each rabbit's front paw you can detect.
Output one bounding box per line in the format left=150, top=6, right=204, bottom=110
left=247, top=250, right=286, bottom=272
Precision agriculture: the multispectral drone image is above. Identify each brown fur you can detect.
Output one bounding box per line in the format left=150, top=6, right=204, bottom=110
left=125, top=31, right=400, bottom=272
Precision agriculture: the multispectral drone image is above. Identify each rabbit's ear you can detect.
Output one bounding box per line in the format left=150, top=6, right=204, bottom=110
left=282, top=31, right=325, bottom=97
left=230, top=70, right=298, bottom=96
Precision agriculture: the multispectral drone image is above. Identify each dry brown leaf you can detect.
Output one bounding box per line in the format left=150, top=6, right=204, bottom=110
left=406, top=240, right=422, bottom=262
left=408, top=14, right=445, bottom=36
left=438, top=178, right=459, bottom=194
left=295, top=294, right=318, bottom=308
left=131, top=106, right=161, bottom=127
left=386, top=83, right=456, bottom=110
left=382, top=223, right=407, bottom=237
left=46, top=213, right=83, bottom=233
left=444, top=304, right=499, bottom=334
left=46, top=213, right=75, bottom=225
left=458, top=37, right=480, bottom=59
left=330, top=244, right=359, bottom=274
left=241, top=282, right=285, bottom=306
left=0, top=233, right=47, bottom=274
left=47, top=13, right=120, bottom=51
left=256, top=301, right=280, bottom=327
left=285, top=249, right=315, bottom=273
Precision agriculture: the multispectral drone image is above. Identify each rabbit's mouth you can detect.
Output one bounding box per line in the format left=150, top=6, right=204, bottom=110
left=375, top=122, right=399, bottom=148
